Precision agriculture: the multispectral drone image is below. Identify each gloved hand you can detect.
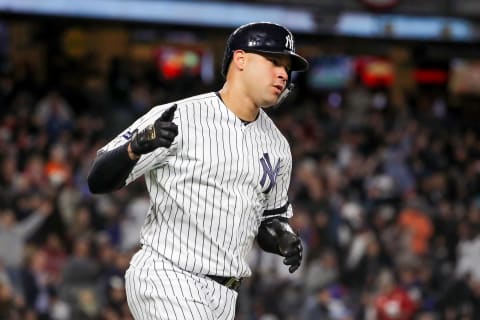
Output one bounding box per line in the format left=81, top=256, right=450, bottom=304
left=270, top=218, right=303, bottom=273
left=130, top=104, right=178, bottom=155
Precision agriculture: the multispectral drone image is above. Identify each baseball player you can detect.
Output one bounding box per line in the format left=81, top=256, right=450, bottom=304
left=88, top=22, right=309, bottom=320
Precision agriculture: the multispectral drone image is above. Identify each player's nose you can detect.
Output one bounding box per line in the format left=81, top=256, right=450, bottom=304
left=276, top=67, right=288, bottom=83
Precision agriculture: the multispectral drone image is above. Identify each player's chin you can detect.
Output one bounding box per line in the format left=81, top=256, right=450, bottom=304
left=260, top=102, right=275, bottom=109
left=260, top=93, right=281, bottom=108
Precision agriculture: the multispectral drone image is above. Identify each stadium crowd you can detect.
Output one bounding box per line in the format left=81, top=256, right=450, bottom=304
left=0, top=38, right=479, bottom=320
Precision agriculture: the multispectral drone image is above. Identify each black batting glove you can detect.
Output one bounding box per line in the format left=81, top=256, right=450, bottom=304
left=130, top=104, right=178, bottom=155
left=270, top=219, right=303, bottom=273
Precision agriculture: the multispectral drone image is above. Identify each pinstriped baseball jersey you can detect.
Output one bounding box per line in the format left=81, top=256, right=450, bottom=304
left=99, top=92, right=293, bottom=278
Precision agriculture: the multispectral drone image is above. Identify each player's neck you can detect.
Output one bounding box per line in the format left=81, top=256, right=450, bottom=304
left=218, top=86, right=259, bottom=122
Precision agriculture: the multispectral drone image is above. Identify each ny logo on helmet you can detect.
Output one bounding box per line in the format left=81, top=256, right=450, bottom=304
left=285, top=34, right=294, bottom=51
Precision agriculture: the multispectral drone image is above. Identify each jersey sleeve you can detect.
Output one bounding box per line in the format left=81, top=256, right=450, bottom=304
left=261, top=149, right=293, bottom=221
left=97, top=104, right=179, bottom=185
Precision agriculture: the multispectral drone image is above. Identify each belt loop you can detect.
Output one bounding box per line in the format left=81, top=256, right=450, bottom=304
left=206, top=275, right=242, bottom=291
left=224, top=277, right=237, bottom=288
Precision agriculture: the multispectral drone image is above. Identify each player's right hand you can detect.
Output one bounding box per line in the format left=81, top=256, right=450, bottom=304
left=130, top=104, right=178, bottom=155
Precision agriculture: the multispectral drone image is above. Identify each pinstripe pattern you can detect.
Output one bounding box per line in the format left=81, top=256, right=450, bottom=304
left=99, top=92, right=293, bottom=319
left=125, top=248, right=237, bottom=320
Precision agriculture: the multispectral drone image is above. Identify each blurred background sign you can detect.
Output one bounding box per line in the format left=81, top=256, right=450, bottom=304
left=0, top=0, right=479, bottom=42
left=335, top=13, right=474, bottom=41
left=360, top=0, right=401, bottom=11
left=0, top=0, right=316, bottom=33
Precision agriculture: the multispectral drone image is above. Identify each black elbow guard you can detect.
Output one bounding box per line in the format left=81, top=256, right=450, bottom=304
left=87, top=143, right=138, bottom=194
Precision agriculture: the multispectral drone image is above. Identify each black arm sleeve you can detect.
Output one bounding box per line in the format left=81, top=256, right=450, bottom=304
left=87, top=142, right=138, bottom=194
left=255, top=216, right=289, bottom=255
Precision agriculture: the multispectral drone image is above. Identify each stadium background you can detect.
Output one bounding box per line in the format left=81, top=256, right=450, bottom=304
left=0, top=0, right=479, bottom=319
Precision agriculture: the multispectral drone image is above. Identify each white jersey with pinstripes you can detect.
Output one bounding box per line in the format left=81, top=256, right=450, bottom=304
left=98, top=92, right=293, bottom=278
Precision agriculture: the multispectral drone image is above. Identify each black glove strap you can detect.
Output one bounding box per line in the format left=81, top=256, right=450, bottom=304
left=87, top=143, right=138, bottom=194
left=130, top=125, right=156, bottom=155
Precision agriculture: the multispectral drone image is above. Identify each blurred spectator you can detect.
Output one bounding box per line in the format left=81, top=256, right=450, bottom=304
left=39, top=233, right=68, bottom=285
left=397, top=258, right=438, bottom=315
left=44, top=143, right=71, bottom=188
left=344, top=232, right=389, bottom=292
left=21, top=249, right=53, bottom=318
left=396, top=198, right=434, bottom=258
left=438, top=276, right=480, bottom=319
left=59, top=237, right=101, bottom=319
left=119, top=194, right=148, bottom=252
left=0, top=153, right=18, bottom=206
left=33, top=89, right=74, bottom=141
left=103, top=275, right=129, bottom=319
left=0, top=263, right=19, bottom=319
left=0, top=197, right=52, bottom=295
left=303, top=284, right=354, bottom=320
left=48, top=287, right=71, bottom=320
left=20, top=153, right=49, bottom=194
left=57, top=184, right=82, bottom=233
left=291, top=158, right=325, bottom=208
left=67, top=205, right=94, bottom=241
left=302, top=249, right=339, bottom=294
left=455, top=218, right=480, bottom=283
left=369, top=269, right=417, bottom=320
left=95, top=234, right=132, bottom=309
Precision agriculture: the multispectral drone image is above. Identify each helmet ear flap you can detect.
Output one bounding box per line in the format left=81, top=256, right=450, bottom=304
left=274, top=82, right=293, bottom=108
left=221, top=45, right=232, bottom=78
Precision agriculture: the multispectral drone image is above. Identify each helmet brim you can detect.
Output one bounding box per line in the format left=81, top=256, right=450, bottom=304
left=290, top=53, right=309, bottom=72
left=246, top=49, right=309, bottom=72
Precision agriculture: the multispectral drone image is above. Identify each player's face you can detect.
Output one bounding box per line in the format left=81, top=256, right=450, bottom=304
left=244, top=52, right=291, bottom=108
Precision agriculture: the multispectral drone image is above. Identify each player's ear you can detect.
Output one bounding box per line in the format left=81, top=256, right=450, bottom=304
left=231, top=50, right=247, bottom=72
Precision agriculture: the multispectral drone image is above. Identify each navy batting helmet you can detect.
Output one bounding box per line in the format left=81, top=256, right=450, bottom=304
left=221, top=22, right=309, bottom=78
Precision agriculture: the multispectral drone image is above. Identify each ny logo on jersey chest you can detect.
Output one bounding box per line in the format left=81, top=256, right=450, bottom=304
left=259, top=153, right=280, bottom=193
